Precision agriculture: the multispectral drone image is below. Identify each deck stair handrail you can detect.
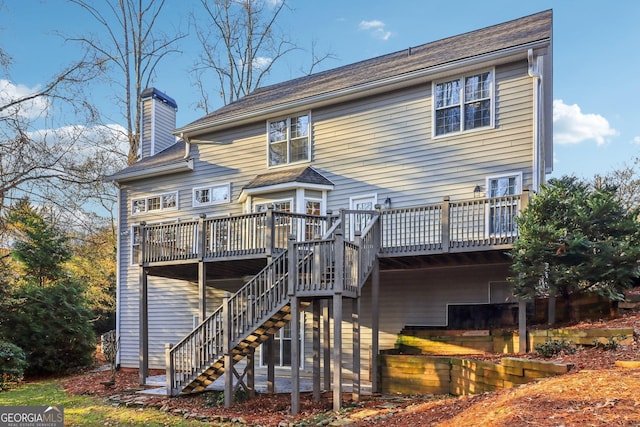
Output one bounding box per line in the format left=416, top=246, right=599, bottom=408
left=167, top=250, right=290, bottom=395
left=167, top=236, right=339, bottom=395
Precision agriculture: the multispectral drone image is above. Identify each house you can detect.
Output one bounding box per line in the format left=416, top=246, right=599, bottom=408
left=108, top=10, right=553, bottom=414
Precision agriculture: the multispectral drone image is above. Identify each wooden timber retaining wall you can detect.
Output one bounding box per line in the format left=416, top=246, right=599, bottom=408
left=396, top=328, right=634, bottom=355
left=379, top=355, right=572, bottom=396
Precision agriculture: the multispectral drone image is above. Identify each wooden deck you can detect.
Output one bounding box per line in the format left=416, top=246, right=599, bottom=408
left=137, top=193, right=528, bottom=268
left=137, top=193, right=529, bottom=407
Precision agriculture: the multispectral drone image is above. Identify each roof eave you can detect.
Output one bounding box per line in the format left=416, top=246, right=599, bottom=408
left=177, top=39, right=550, bottom=139
left=107, top=159, right=194, bottom=183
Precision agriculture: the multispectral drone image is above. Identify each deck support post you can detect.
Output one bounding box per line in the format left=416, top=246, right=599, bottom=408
left=287, top=234, right=301, bottom=415
left=370, top=260, right=380, bottom=393
left=291, top=296, right=301, bottom=415
left=323, top=299, right=331, bottom=391
left=312, top=299, right=322, bottom=402
left=247, top=295, right=255, bottom=398
left=352, top=296, right=361, bottom=402
left=518, top=300, right=527, bottom=353
left=198, top=214, right=207, bottom=321
left=333, top=229, right=345, bottom=411
left=165, top=343, right=173, bottom=396
left=266, top=335, right=275, bottom=394
left=139, top=265, right=148, bottom=385
left=223, top=292, right=233, bottom=408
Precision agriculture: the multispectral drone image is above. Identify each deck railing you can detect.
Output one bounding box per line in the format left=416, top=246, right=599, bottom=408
left=379, top=193, right=527, bottom=255
left=143, top=193, right=528, bottom=265
left=141, top=210, right=332, bottom=264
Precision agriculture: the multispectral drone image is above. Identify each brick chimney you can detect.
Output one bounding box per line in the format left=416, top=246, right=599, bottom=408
left=139, top=88, right=178, bottom=160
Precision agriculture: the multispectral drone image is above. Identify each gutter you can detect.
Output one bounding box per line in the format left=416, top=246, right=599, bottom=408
left=177, top=40, right=551, bottom=139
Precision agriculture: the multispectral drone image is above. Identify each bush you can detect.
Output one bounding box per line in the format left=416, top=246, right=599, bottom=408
left=535, top=339, right=577, bottom=358
left=1, top=281, right=95, bottom=375
left=0, top=341, right=27, bottom=390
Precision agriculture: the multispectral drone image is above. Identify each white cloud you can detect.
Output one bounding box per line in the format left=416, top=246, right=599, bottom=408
left=553, top=99, right=618, bottom=145
left=633, top=136, right=640, bottom=144
left=358, top=20, right=392, bottom=41
left=0, top=79, right=50, bottom=119
left=252, top=56, right=273, bottom=70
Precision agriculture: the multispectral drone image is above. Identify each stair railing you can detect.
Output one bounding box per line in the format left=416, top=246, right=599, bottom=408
left=167, top=251, right=289, bottom=395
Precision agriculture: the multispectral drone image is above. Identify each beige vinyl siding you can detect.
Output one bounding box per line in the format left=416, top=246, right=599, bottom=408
left=116, top=59, right=534, bottom=370
left=147, top=278, right=224, bottom=369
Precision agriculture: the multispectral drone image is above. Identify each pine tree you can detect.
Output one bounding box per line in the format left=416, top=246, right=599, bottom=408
left=510, top=176, right=640, bottom=319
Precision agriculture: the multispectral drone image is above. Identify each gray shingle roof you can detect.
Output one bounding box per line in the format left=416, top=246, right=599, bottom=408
left=106, top=140, right=189, bottom=182
left=178, top=10, right=551, bottom=135
left=243, top=166, right=333, bottom=190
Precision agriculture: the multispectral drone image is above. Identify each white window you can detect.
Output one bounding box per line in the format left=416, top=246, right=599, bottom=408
left=131, top=225, right=141, bottom=265
left=434, top=70, right=493, bottom=136
left=260, top=314, right=304, bottom=368
left=268, top=113, right=310, bottom=166
left=192, top=183, right=230, bottom=207
left=131, top=192, right=178, bottom=215
left=486, top=173, right=522, bottom=236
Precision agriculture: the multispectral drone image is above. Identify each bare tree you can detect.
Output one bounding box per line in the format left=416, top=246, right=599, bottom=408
left=0, top=47, right=124, bottom=233
left=68, top=0, right=186, bottom=165
left=602, top=158, right=640, bottom=213
left=192, top=0, right=334, bottom=111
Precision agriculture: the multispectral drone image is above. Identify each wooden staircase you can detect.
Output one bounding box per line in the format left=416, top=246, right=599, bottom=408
left=179, top=301, right=308, bottom=394
left=166, top=215, right=381, bottom=396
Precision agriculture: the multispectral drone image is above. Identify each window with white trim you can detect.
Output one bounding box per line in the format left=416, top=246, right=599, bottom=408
left=131, top=225, right=142, bottom=265
left=268, top=113, right=310, bottom=166
left=260, top=314, right=304, bottom=368
left=486, top=173, right=521, bottom=236
left=434, top=70, right=493, bottom=136
left=192, top=183, right=230, bottom=207
left=131, top=192, right=178, bottom=215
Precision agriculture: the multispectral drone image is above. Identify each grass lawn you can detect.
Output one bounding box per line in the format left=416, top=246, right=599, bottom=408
left=0, top=380, right=219, bottom=426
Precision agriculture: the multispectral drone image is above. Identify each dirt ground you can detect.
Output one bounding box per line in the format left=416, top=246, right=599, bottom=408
left=60, top=309, right=640, bottom=426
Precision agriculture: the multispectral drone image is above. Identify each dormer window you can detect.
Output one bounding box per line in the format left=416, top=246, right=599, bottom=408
left=268, top=113, right=310, bottom=166
left=434, top=70, right=493, bottom=136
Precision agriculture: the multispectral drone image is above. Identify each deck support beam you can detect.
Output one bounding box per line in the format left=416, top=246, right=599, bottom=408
left=518, top=300, right=527, bottom=353
left=370, top=260, right=380, bottom=393
left=352, top=296, right=361, bottom=402
left=323, top=299, right=331, bottom=391
left=266, top=335, right=275, bottom=394
left=291, top=296, right=301, bottom=415
left=312, top=299, right=322, bottom=402
left=223, top=293, right=233, bottom=408
left=198, top=261, right=207, bottom=322
left=333, top=228, right=345, bottom=411
left=139, top=266, right=148, bottom=385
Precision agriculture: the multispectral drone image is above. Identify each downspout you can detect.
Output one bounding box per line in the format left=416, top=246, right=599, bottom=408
left=528, top=48, right=543, bottom=192
left=114, top=182, right=122, bottom=367
left=181, top=133, right=191, bottom=159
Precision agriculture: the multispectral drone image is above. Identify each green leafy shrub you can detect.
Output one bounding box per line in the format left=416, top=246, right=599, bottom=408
left=0, top=341, right=27, bottom=390
left=535, top=339, right=577, bottom=358
left=593, top=335, right=625, bottom=351
left=1, top=281, right=95, bottom=375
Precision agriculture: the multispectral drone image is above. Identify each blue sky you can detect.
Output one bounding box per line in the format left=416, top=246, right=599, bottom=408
left=3, top=0, right=639, bottom=180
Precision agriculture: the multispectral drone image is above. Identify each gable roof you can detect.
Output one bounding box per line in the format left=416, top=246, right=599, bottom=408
left=106, top=140, right=193, bottom=183
left=244, top=166, right=333, bottom=189
left=177, top=10, right=552, bottom=137
left=239, top=166, right=334, bottom=202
